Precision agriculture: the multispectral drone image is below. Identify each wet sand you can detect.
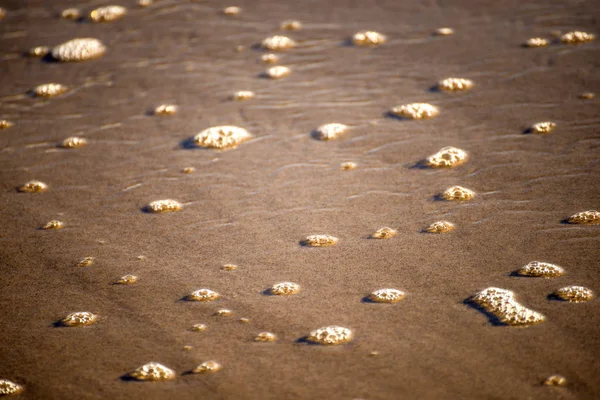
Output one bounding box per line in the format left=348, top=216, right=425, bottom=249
left=0, top=0, right=599, bottom=398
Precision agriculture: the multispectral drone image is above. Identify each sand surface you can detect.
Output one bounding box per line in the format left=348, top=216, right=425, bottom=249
left=0, top=0, right=599, bottom=399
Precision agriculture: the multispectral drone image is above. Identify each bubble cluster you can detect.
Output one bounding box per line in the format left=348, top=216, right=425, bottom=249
left=524, top=38, right=549, bottom=47
left=560, top=31, right=596, bottom=44
left=145, top=199, right=182, bottom=213
left=280, top=20, right=302, bottom=30
left=0, top=380, right=23, bottom=396
left=182, top=167, right=195, bottom=174
left=469, top=287, right=546, bottom=326
left=306, top=326, right=353, bottom=345
left=543, top=375, right=567, bottom=386
left=33, top=83, right=68, bottom=98
left=0, top=120, right=14, bottom=129
left=60, top=136, right=88, bottom=149
left=129, top=362, right=175, bottom=381
left=368, top=288, right=405, bottom=303
left=530, top=121, right=556, bottom=134
left=154, top=104, right=177, bottom=116
left=390, top=103, right=439, bottom=120
left=61, top=8, right=81, bottom=20
left=314, top=123, right=348, bottom=140
left=370, top=227, right=397, bottom=239
left=303, top=234, right=339, bottom=247
left=90, top=5, right=127, bottom=23
left=18, top=180, right=48, bottom=193
left=42, top=220, right=64, bottom=230
left=232, top=91, right=255, bottom=101
left=265, top=66, right=291, bottom=79
left=425, top=220, right=455, bottom=233
left=261, top=35, right=296, bottom=51
left=115, top=274, right=138, bottom=285
left=442, top=186, right=475, bottom=201
left=77, top=257, right=94, bottom=267
left=51, top=38, right=106, bottom=62
left=187, top=289, right=220, bottom=302
left=61, top=311, right=99, bottom=327
left=352, top=31, right=386, bottom=46
left=567, top=210, right=599, bottom=225
left=191, top=323, right=207, bottom=332
left=28, top=46, right=50, bottom=57
left=239, top=317, right=250, bottom=324
left=192, top=361, right=222, bottom=374
left=437, top=78, right=474, bottom=92
left=340, top=162, right=357, bottom=170
left=221, top=264, right=238, bottom=271
left=579, top=92, right=595, bottom=100
left=223, top=6, right=241, bottom=16
left=138, top=0, right=153, bottom=7
left=426, top=146, right=468, bottom=168
left=254, top=332, right=277, bottom=342
left=193, top=125, right=252, bottom=149
left=517, top=261, right=565, bottom=278
left=269, top=282, right=300, bottom=295
left=215, top=309, right=233, bottom=316
left=434, top=27, right=454, bottom=36
left=554, top=286, right=594, bottom=302
left=261, top=54, right=279, bottom=63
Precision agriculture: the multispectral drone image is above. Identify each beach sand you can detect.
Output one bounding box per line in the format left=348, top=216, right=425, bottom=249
left=0, top=0, right=599, bottom=398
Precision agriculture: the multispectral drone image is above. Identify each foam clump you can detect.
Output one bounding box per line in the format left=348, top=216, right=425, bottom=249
left=193, top=125, right=252, bottom=149
left=192, top=361, right=222, bottom=374
left=560, top=31, right=595, bottom=44
left=0, top=379, right=23, bottom=396
left=567, top=210, right=599, bottom=225
left=90, top=5, right=127, bottom=22
left=426, top=146, right=468, bottom=168
left=254, top=332, right=277, bottom=342
left=129, top=362, right=175, bottom=381
left=61, top=311, right=98, bottom=327
left=145, top=199, right=182, bottom=213
left=438, top=78, right=474, bottom=91
left=0, top=120, right=14, bottom=129
left=425, top=221, right=455, bottom=233
left=215, top=309, right=232, bottom=316
left=28, top=46, right=50, bottom=57
left=371, top=227, right=397, bottom=239
left=261, top=53, right=279, bottom=63
left=42, top=220, right=64, bottom=230
left=442, top=185, right=475, bottom=201
left=52, top=38, right=106, bottom=62
left=303, top=234, right=338, bottom=247
left=154, top=104, right=177, bottom=115
left=434, top=27, right=454, bottom=36
left=544, top=375, right=567, bottom=386
left=270, top=282, right=300, bottom=295
left=115, top=274, right=138, bottom=285
left=232, top=91, right=255, bottom=101
left=554, top=286, right=594, bottom=302
left=77, top=257, right=94, bottom=267
left=314, top=123, right=348, bottom=140
left=530, top=121, right=556, bottom=134
left=18, top=180, right=48, bottom=193
left=262, top=35, right=296, bottom=50
left=390, top=103, right=439, bottom=120
left=61, top=8, right=81, bottom=20
left=517, top=261, right=565, bottom=278
left=340, top=162, right=357, bottom=170
left=187, top=289, right=220, bottom=302
left=265, top=65, right=291, bottom=79
left=368, top=288, right=405, bottom=303
left=524, top=37, right=549, bottom=47
left=579, top=92, right=595, bottom=100
left=470, top=287, right=546, bottom=326
left=61, top=136, right=87, bottom=148
left=223, top=6, right=241, bottom=16
left=221, top=264, right=237, bottom=271
left=191, top=323, right=207, bottom=332
left=33, top=83, right=68, bottom=98
left=306, top=326, right=353, bottom=345
left=352, top=31, right=386, bottom=45
left=280, top=20, right=302, bottom=30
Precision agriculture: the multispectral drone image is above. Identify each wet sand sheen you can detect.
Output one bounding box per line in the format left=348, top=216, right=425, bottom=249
left=0, top=0, right=599, bottom=399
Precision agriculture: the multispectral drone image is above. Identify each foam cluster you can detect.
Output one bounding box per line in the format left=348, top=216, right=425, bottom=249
left=314, top=123, right=348, bottom=140
left=543, top=375, right=567, bottom=386
left=352, top=31, right=386, bottom=46
left=470, top=287, right=546, bottom=326
left=530, top=121, right=556, bottom=134
left=154, top=104, right=177, bottom=115
left=145, top=199, right=182, bottom=213
left=61, top=311, right=98, bottom=327
left=129, top=362, right=175, bottom=381
left=270, top=282, right=300, bottom=295
left=560, top=31, right=596, bottom=44
left=52, top=38, right=106, bottom=62
left=368, top=288, right=405, bottom=303
left=306, top=326, right=353, bottom=345
left=42, top=220, right=64, bottom=230
left=265, top=66, right=291, bottom=79
left=192, top=361, right=222, bottom=373
left=232, top=91, right=255, bottom=101
left=442, top=186, right=475, bottom=201
left=390, top=103, right=439, bottom=120
left=434, top=27, right=454, bottom=36
left=261, top=35, right=296, bottom=50
left=437, top=78, right=474, bottom=91
left=567, top=210, right=599, bottom=224
left=187, top=289, right=220, bottom=302
left=193, top=125, right=252, bottom=149
left=18, top=180, right=48, bottom=193
left=280, top=20, right=302, bottom=30
left=0, top=380, right=23, bottom=396
left=517, top=261, right=565, bottom=278
left=61, top=136, right=87, bottom=148
left=303, top=234, right=339, bottom=247
left=425, top=220, right=455, bottom=233
left=0, top=120, right=14, bottom=129
left=33, top=83, right=68, bottom=97
left=371, top=227, right=397, bottom=239
left=90, top=5, right=127, bottom=22
left=554, top=286, right=594, bottom=302
left=524, top=38, right=549, bottom=47
left=426, top=146, right=468, bottom=168
left=115, top=274, right=138, bottom=285
left=254, top=332, right=277, bottom=342
left=77, top=257, right=94, bottom=267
